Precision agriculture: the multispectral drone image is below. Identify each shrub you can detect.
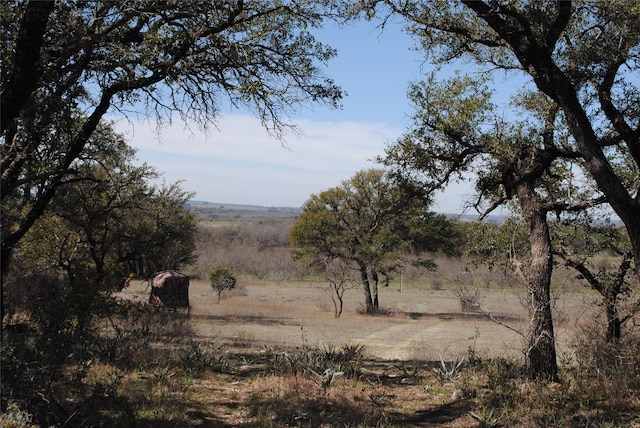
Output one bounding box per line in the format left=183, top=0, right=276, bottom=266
left=453, top=283, right=482, bottom=312
left=209, top=265, right=236, bottom=303
left=0, top=403, right=37, bottom=428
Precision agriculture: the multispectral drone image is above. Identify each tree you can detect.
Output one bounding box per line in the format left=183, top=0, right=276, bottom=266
left=355, top=0, right=639, bottom=381
left=321, top=257, right=358, bottom=318
left=8, top=122, right=196, bottom=327
left=3, top=123, right=196, bottom=392
left=1, top=0, right=346, bottom=280
left=355, top=0, right=640, bottom=286
left=290, top=169, right=458, bottom=314
left=127, top=182, right=198, bottom=276
left=209, top=265, right=237, bottom=303
left=553, top=214, right=635, bottom=342
left=380, top=70, right=617, bottom=378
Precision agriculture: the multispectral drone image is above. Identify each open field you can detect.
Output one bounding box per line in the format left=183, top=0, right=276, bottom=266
left=119, top=278, right=598, bottom=362
left=102, top=279, right=640, bottom=427
left=4, top=276, right=634, bottom=427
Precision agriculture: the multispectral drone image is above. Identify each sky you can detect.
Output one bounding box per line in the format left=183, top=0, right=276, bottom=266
left=114, top=19, right=476, bottom=214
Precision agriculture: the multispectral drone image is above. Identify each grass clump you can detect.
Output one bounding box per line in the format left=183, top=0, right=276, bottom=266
left=245, top=376, right=394, bottom=427
left=466, top=329, right=640, bottom=427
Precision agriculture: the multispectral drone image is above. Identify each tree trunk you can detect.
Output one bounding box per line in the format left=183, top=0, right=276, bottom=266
left=1, top=0, right=55, bottom=133
left=517, top=183, right=559, bottom=381
left=337, top=298, right=343, bottom=318
left=358, top=262, right=375, bottom=314
left=605, top=295, right=621, bottom=342
left=371, top=268, right=379, bottom=310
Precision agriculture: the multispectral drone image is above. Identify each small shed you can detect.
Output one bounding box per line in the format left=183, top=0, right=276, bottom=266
left=149, top=270, right=190, bottom=308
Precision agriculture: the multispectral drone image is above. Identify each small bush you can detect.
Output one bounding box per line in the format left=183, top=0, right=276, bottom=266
left=209, top=265, right=236, bottom=303
left=453, top=283, right=482, bottom=312
left=0, top=403, right=37, bottom=428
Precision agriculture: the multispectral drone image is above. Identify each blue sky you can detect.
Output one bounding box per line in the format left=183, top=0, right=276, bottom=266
left=115, top=19, right=476, bottom=213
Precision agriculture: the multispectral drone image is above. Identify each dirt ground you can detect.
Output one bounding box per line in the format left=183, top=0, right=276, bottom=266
left=119, top=278, right=598, bottom=361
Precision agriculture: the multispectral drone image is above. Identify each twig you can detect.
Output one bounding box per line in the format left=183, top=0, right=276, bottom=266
left=479, top=303, right=524, bottom=337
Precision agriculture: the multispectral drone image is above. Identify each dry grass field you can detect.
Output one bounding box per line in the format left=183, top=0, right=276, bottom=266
left=102, top=277, right=640, bottom=427
left=5, top=216, right=639, bottom=426
left=119, top=277, right=597, bottom=362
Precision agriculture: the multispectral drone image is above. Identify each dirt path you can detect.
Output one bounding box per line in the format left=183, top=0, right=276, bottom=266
left=360, top=314, right=524, bottom=360
left=118, top=278, right=539, bottom=360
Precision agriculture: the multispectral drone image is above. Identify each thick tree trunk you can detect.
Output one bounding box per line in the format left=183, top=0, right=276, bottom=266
left=517, top=183, right=559, bottom=381
left=1, top=0, right=55, bottom=133
left=358, top=262, right=375, bottom=314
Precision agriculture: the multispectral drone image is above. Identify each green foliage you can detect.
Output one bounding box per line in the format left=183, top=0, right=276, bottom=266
left=462, top=218, right=529, bottom=273
left=1, top=1, right=346, bottom=279
left=11, top=123, right=196, bottom=290
left=0, top=403, right=37, bottom=428
left=209, top=265, right=237, bottom=302
left=290, top=168, right=459, bottom=313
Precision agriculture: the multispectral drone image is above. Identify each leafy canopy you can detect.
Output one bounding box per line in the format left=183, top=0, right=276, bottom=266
left=290, top=169, right=459, bottom=272
left=1, top=0, right=347, bottom=274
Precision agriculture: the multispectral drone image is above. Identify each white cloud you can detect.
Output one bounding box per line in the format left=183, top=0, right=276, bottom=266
left=113, top=114, right=399, bottom=207
left=112, top=114, right=472, bottom=211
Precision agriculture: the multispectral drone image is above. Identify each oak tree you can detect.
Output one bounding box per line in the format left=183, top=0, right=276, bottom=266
left=9, top=122, right=196, bottom=327
left=381, top=71, right=613, bottom=378
left=1, top=0, right=345, bottom=277
left=356, top=0, right=640, bottom=286
left=3, top=124, right=195, bottom=396
left=290, top=169, right=458, bottom=314
left=356, top=0, right=639, bottom=381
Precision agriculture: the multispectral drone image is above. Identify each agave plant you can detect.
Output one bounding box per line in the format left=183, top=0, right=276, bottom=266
left=307, top=367, right=344, bottom=390
left=432, top=355, right=465, bottom=385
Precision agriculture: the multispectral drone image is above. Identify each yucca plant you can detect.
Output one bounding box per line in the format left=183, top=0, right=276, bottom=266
left=394, top=361, right=423, bottom=382
left=307, top=367, right=344, bottom=390
left=432, top=355, right=465, bottom=385
left=470, top=409, right=501, bottom=428
left=178, top=341, right=211, bottom=373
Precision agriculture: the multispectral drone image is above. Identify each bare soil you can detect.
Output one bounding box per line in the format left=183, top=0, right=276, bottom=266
left=108, top=279, right=625, bottom=427
left=119, top=278, right=598, bottom=361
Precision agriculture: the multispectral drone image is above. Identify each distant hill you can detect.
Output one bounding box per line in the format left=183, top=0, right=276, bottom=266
left=186, top=201, right=301, bottom=219
left=186, top=200, right=515, bottom=223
